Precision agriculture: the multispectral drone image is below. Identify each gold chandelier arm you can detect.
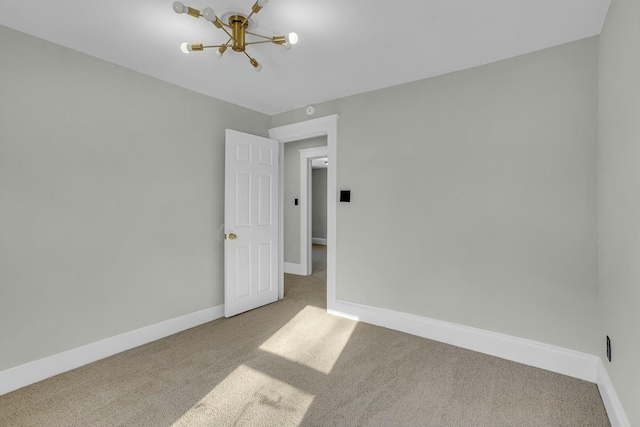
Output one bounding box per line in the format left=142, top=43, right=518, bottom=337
left=242, top=50, right=261, bottom=70
left=243, top=11, right=256, bottom=24
left=244, top=30, right=273, bottom=40
left=201, top=44, right=231, bottom=49
left=210, top=18, right=224, bottom=29
left=244, top=40, right=277, bottom=46
left=244, top=0, right=267, bottom=23
left=243, top=50, right=258, bottom=64
left=218, top=24, right=235, bottom=41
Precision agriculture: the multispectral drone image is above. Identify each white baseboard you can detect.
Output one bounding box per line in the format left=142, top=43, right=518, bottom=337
left=328, top=299, right=599, bottom=382
left=0, top=305, right=224, bottom=396
left=2, top=299, right=629, bottom=427
left=597, top=359, right=631, bottom=427
left=312, top=237, right=327, bottom=245
left=331, top=297, right=630, bottom=427
left=284, top=262, right=305, bottom=275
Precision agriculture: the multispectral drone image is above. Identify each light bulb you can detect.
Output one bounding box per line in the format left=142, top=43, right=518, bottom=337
left=257, top=0, right=270, bottom=7
left=287, top=32, right=298, bottom=45
left=250, top=58, right=262, bottom=71
left=202, top=7, right=216, bottom=21
left=215, top=47, right=225, bottom=58
left=180, top=42, right=191, bottom=54
left=283, top=42, right=292, bottom=49
left=172, top=1, right=187, bottom=14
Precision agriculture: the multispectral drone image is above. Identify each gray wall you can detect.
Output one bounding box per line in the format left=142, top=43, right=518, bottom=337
left=598, top=0, right=640, bottom=424
left=273, top=37, right=599, bottom=354
left=312, top=168, right=328, bottom=239
left=0, top=26, right=270, bottom=371
left=283, top=137, right=327, bottom=264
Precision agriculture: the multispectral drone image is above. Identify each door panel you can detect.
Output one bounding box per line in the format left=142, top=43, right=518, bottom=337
left=235, top=172, right=251, bottom=227
left=258, top=175, right=273, bottom=226
left=234, top=244, right=251, bottom=299
left=257, top=242, right=272, bottom=293
left=225, top=130, right=279, bottom=317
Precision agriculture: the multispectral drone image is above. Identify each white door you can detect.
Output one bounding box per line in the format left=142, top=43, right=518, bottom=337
left=224, top=130, right=279, bottom=317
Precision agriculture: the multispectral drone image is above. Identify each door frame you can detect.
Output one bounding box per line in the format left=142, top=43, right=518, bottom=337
left=269, top=115, right=338, bottom=309
left=299, top=146, right=329, bottom=276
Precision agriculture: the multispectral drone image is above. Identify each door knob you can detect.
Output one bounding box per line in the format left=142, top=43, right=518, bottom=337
left=228, top=233, right=237, bottom=240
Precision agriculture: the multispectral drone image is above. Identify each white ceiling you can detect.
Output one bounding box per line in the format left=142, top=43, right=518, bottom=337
left=0, top=0, right=610, bottom=115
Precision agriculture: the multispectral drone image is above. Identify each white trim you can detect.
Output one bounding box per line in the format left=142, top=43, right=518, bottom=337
left=269, top=115, right=338, bottom=308
left=277, top=138, right=285, bottom=299
left=299, top=146, right=329, bottom=276
left=312, top=237, right=327, bottom=245
left=329, top=299, right=599, bottom=382
left=597, top=359, right=631, bottom=427
left=328, top=297, right=631, bottom=427
left=0, top=305, right=224, bottom=396
left=283, top=262, right=305, bottom=275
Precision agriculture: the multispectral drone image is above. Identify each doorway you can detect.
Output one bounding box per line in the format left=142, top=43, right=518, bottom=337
left=299, top=145, right=328, bottom=275
left=281, top=139, right=327, bottom=276
left=268, top=115, right=338, bottom=310
left=311, top=159, right=329, bottom=247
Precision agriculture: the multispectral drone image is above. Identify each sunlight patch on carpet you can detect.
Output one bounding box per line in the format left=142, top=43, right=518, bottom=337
left=171, top=365, right=314, bottom=427
left=259, top=305, right=357, bottom=375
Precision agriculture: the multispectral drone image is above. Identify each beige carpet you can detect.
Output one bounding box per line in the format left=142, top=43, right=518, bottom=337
left=0, top=245, right=610, bottom=426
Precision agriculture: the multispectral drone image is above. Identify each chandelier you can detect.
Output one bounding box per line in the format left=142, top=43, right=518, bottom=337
left=172, top=0, right=298, bottom=71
